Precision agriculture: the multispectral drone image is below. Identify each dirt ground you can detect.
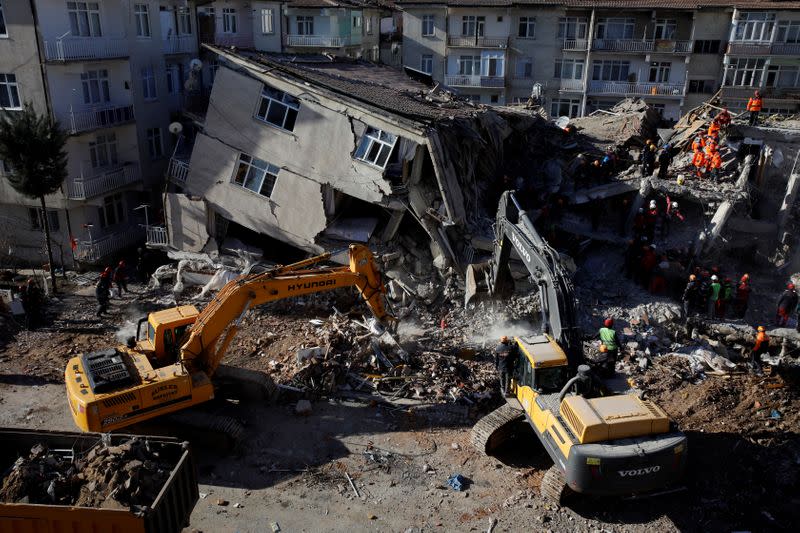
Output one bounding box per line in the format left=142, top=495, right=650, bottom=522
left=1, top=275, right=799, bottom=532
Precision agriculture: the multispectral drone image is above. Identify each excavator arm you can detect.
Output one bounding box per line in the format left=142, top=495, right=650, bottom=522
left=467, top=191, right=582, bottom=364
left=180, top=244, right=394, bottom=376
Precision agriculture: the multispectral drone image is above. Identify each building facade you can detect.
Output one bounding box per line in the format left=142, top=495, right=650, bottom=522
left=0, top=0, right=200, bottom=267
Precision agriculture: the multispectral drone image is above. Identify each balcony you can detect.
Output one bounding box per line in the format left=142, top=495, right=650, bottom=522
left=445, top=75, right=505, bottom=88
left=727, top=41, right=800, bottom=56
left=74, top=227, right=143, bottom=263
left=145, top=226, right=169, bottom=248
left=285, top=35, right=350, bottom=47
left=593, top=39, right=654, bottom=53
left=558, top=79, right=584, bottom=92
left=163, top=35, right=195, bottom=55
left=562, top=39, right=588, bottom=51
left=447, top=35, right=508, bottom=48
left=771, top=43, right=800, bottom=55
left=66, top=164, right=140, bottom=200
left=721, top=85, right=800, bottom=103
left=44, top=37, right=128, bottom=62
left=200, top=33, right=254, bottom=49
left=167, top=157, right=190, bottom=183
left=588, top=81, right=685, bottom=97
left=58, top=103, right=135, bottom=135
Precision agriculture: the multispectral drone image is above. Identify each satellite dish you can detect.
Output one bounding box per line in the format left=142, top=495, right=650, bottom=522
left=190, top=58, right=203, bottom=71
left=168, top=122, right=183, bottom=135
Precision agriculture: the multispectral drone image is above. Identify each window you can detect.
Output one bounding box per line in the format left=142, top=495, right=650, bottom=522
left=776, top=21, right=800, bottom=43
left=766, top=65, right=800, bottom=88
left=420, top=54, right=433, bottom=74
left=89, top=133, right=118, bottom=168
left=68, top=2, right=102, bottom=37
left=222, top=7, right=237, bottom=33
left=551, top=99, right=581, bottom=118
left=490, top=94, right=499, bottom=103
left=734, top=12, right=775, bottom=42
left=693, top=40, right=721, bottom=54
left=592, top=60, right=631, bottom=81
left=99, top=193, right=124, bottom=228
left=653, top=19, right=677, bottom=40
left=461, top=16, right=485, bottom=37
left=81, top=70, right=109, bottom=104
left=515, top=57, right=533, bottom=78
left=554, top=59, right=584, bottom=80
left=366, top=16, right=372, bottom=35
left=231, top=153, right=280, bottom=197
left=146, top=127, right=163, bottom=159
left=297, top=16, right=313, bottom=35
left=354, top=127, right=397, bottom=169
left=595, top=18, right=634, bottom=40
left=178, top=9, right=192, bottom=35
left=28, top=208, right=60, bottom=232
left=422, top=14, right=435, bottom=36
left=255, top=85, right=300, bottom=131
left=483, top=52, right=504, bottom=77
left=558, top=17, right=587, bottom=40
left=535, top=366, right=569, bottom=393
left=518, top=17, right=535, bottom=38
left=725, top=57, right=766, bottom=86
left=261, top=8, right=274, bottom=34
left=458, top=55, right=481, bottom=76
left=0, top=159, right=10, bottom=175
left=141, top=66, right=157, bottom=100
left=353, top=15, right=362, bottom=30
left=208, top=58, right=219, bottom=83
left=166, top=64, right=182, bottom=95
left=648, top=62, right=671, bottom=83
left=0, top=1, right=7, bottom=37
left=688, top=79, right=716, bottom=94
left=0, top=73, right=20, bottom=109
left=134, top=4, right=150, bottom=37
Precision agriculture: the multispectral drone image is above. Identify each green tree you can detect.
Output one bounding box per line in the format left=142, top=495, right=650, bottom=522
left=0, top=105, right=68, bottom=292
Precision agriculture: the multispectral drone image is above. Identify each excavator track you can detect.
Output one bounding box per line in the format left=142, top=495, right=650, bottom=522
left=540, top=465, right=573, bottom=505
left=165, top=410, right=245, bottom=450
left=215, top=364, right=278, bottom=402
left=470, top=402, right=526, bottom=455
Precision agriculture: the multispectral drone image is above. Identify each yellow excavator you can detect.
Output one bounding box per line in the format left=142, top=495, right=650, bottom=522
left=65, top=244, right=395, bottom=433
left=468, top=192, right=687, bottom=502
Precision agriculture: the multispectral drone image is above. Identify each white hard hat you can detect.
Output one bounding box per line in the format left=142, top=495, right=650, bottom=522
left=672, top=201, right=679, bottom=209
left=711, top=275, right=719, bottom=281
left=649, top=200, right=656, bottom=208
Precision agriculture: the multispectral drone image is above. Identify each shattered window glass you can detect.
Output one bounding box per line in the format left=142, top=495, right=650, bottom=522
left=354, top=127, right=398, bottom=169
left=255, top=85, right=300, bottom=132
left=231, top=153, right=280, bottom=198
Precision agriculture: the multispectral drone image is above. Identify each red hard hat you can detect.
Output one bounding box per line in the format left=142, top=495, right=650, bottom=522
left=604, top=318, right=614, bottom=327
left=119, top=260, right=125, bottom=266
left=788, top=283, right=795, bottom=290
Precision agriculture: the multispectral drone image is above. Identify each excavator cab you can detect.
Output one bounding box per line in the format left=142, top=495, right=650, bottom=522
left=135, top=305, right=200, bottom=367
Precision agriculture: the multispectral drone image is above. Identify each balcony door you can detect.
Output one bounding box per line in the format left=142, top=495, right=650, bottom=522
left=482, top=51, right=504, bottom=77
left=89, top=133, right=118, bottom=170
left=68, top=2, right=102, bottom=37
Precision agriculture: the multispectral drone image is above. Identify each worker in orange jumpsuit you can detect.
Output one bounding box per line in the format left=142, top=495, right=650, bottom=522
left=709, top=150, right=723, bottom=182
left=691, top=135, right=703, bottom=152
left=747, top=90, right=763, bottom=126
left=708, top=120, right=721, bottom=140
left=692, top=149, right=706, bottom=179
left=751, top=325, right=769, bottom=373
left=704, top=136, right=718, bottom=155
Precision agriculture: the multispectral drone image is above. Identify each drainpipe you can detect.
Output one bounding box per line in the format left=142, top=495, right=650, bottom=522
left=580, top=9, right=595, bottom=117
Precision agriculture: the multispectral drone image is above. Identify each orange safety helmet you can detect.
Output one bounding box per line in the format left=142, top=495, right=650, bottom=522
left=500, top=336, right=509, bottom=343
left=689, top=274, right=697, bottom=281
left=757, top=326, right=765, bottom=332
left=599, top=344, right=608, bottom=353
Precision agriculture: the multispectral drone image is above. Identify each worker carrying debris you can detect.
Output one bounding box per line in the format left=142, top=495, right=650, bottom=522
left=95, top=268, right=112, bottom=318
left=751, top=326, right=769, bottom=373
left=776, top=282, right=798, bottom=327
left=734, top=274, right=751, bottom=318
left=494, top=336, right=518, bottom=397
left=598, top=318, right=620, bottom=374
left=747, top=90, right=763, bottom=126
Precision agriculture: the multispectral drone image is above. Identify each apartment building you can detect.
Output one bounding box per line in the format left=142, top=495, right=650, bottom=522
left=400, top=1, right=800, bottom=120
left=0, top=1, right=199, bottom=268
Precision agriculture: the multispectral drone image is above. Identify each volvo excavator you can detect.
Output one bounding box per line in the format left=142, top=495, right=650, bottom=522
left=65, top=244, right=395, bottom=434
left=467, top=192, right=687, bottom=502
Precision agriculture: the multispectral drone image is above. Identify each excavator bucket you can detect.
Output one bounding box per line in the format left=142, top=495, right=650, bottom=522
left=464, top=261, right=491, bottom=308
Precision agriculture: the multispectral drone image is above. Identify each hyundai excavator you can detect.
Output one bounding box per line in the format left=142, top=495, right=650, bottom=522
left=65, top=244, right=395, bottom=434
left=467, top=192, right=687, bottom=502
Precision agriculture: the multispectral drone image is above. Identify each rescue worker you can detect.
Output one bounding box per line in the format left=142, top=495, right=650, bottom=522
left=663, top=199, right=684, bottom=239
left=598, top=318, right=620, bottom=375
left=657, top=144, right=672, bottom=180
left=734, top=273, right=751, bottom=318
left=704, top=136, right=718, bottom=155
left=18, top=278, right=42, bottom=330
left=494, top=336, right=518, bottom=397
left=709, top=150, right=723, bottom=182
left=707, top=119, right=721, bottom=140
left=691, top=134, right=704, bottom=153
left=708, top=275, right=722, bottom=319
left=642, top=144, right=657, bottom=177
left=776, top=282, right=798, bottom=327
left=692, top=149, right=706, bottom=179
left=645, top=199, right=659, bottom=242
left=751, top=326, right=769, bottom=373
left=96, top=268, right=113, bottom=318
left=632, top=207, right=646, bottom=240
left=747, top=90, right=763, bottom=126
left=716, top=107, right=732, bottom=130
left=682, top=274, right=700, bottom=321
left=136, top=247, right=149, bottom=283
left=112, top=260, right=128, bottom=297
left=718, top=277, right=734, bottom=318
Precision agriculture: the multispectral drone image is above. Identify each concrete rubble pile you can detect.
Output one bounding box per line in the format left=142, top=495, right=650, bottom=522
left=570, top=98, right=661, bottom=150
left=0, top=437, right=175, bottom=509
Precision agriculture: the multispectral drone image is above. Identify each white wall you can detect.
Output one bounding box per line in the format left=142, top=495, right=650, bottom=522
left=252, top=1, right=282, bottom=52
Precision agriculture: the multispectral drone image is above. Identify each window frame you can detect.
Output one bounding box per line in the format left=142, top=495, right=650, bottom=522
left=420, top=54, right=433, bottom=74
left=734, top=12, right=775, bottom=42
left=81, top=69, right=110, bottom=105
left=592, top=59, right=631, bottom=82
left=354, top=127, right=398, bottom=169
left=0, top=73, right=21, bottom=110
left=231, top=153, right=280, bottom=198
left=0, top=1, right=7, bottom=38
left=222, top=7, right=238, bottom=34
left=68, top=1, right=102, bottom=37
left=261, top=8, right=275, bottom=35
left=693, top=40, right=721, bottom=54
left=99, top=192, right=125, bottom=228
left=550, top=98, right=581, bottom=118
left=421, top=14, right=435, bottom=37
left=296, top=16, right=314, bottom=36
left=595, top=17, right=635, bottom=40
left=648, top=61, right=671, bottom=83
left=725, top=57, right=766, bottom=87
left=458, top=55, right=481, bottom=76
left=518, top=16, right=536, bottom=39
left=141, top=65, right=157, bottom=100
left=653, top=19, right=677, bottom=40
left=557, top=17, right=587, bottom=40
left=554, top=59, right=584, bottom=80
left=515, top=56, right=533, bottom=79
left=134, top=3, right=150, bottom=38
left=254, top=84, right=300, bottom=132
left=28, top=208, right=60, bottom=232
left=178, top=9, right=192, bottom=35
left=89, top=132, right=119, bottom=169
left=146, top=127, right=163, bottom=159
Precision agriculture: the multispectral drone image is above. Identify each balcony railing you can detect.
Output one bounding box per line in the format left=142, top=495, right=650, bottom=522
left=66, top=164, right=140, bottom=200
left=588, top=81, right=685, bottom=97
left=721, top=85, right=800, bottom=101
left=444, top=75, right=505, bottom=88
left=593, top=39, right=654, bottom=53
left=558, top=79, right=584, bottom=92
left=163, top=35, right=195, bottom=55
left=562, top=39, right=588, bottom=51
left=771, top=43, right=800, bottom=55
left=167, top=157, right=190, bottom=183
left=285, top=35, right=349, bottom=47
left=145, top=225, right=169, bottom=247
left=44, top=37, right=128, bottom=62
left=200, top=33, right=254, bottom=48
left=727, top=41, right=800, bottom=55
left=447, top=35, right=508, bottom=48
left=75, top=227, right=143, bottom=263
left=58, top=103, right=135, bottom=135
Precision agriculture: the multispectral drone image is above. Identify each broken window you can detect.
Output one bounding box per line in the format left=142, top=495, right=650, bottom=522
left=557, top=17, right=587, bottom=40
left=725, top=57, right=766, bottom=87
left=733, top=12, right=775, bottom=42
left=223, top=8, right=237, bottom=34
left=69, top=2, right=102, bottom=37
left=653, top=19, right=676, bottom=40
left=648, top=62, right=671, bottom=83
left=518, top=17, right=535, bottom=38
left=231, top=153, right=279, bottom=198
left=354, top=127, right=397, bottom=169
left=554, top=59, right=584, bottom=80
left=81, top=69, right=110, bottom=104
left=592, top=60, right=631, bottom=82
left=255, top=85, right=300, bottom=131
left=297, top=16, right=314, bottom=35
left=595, top=18, right=634, bottom=40
left=99, top=193, right=125, bottom=228
left=422, top=14, right=435, bottom=36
